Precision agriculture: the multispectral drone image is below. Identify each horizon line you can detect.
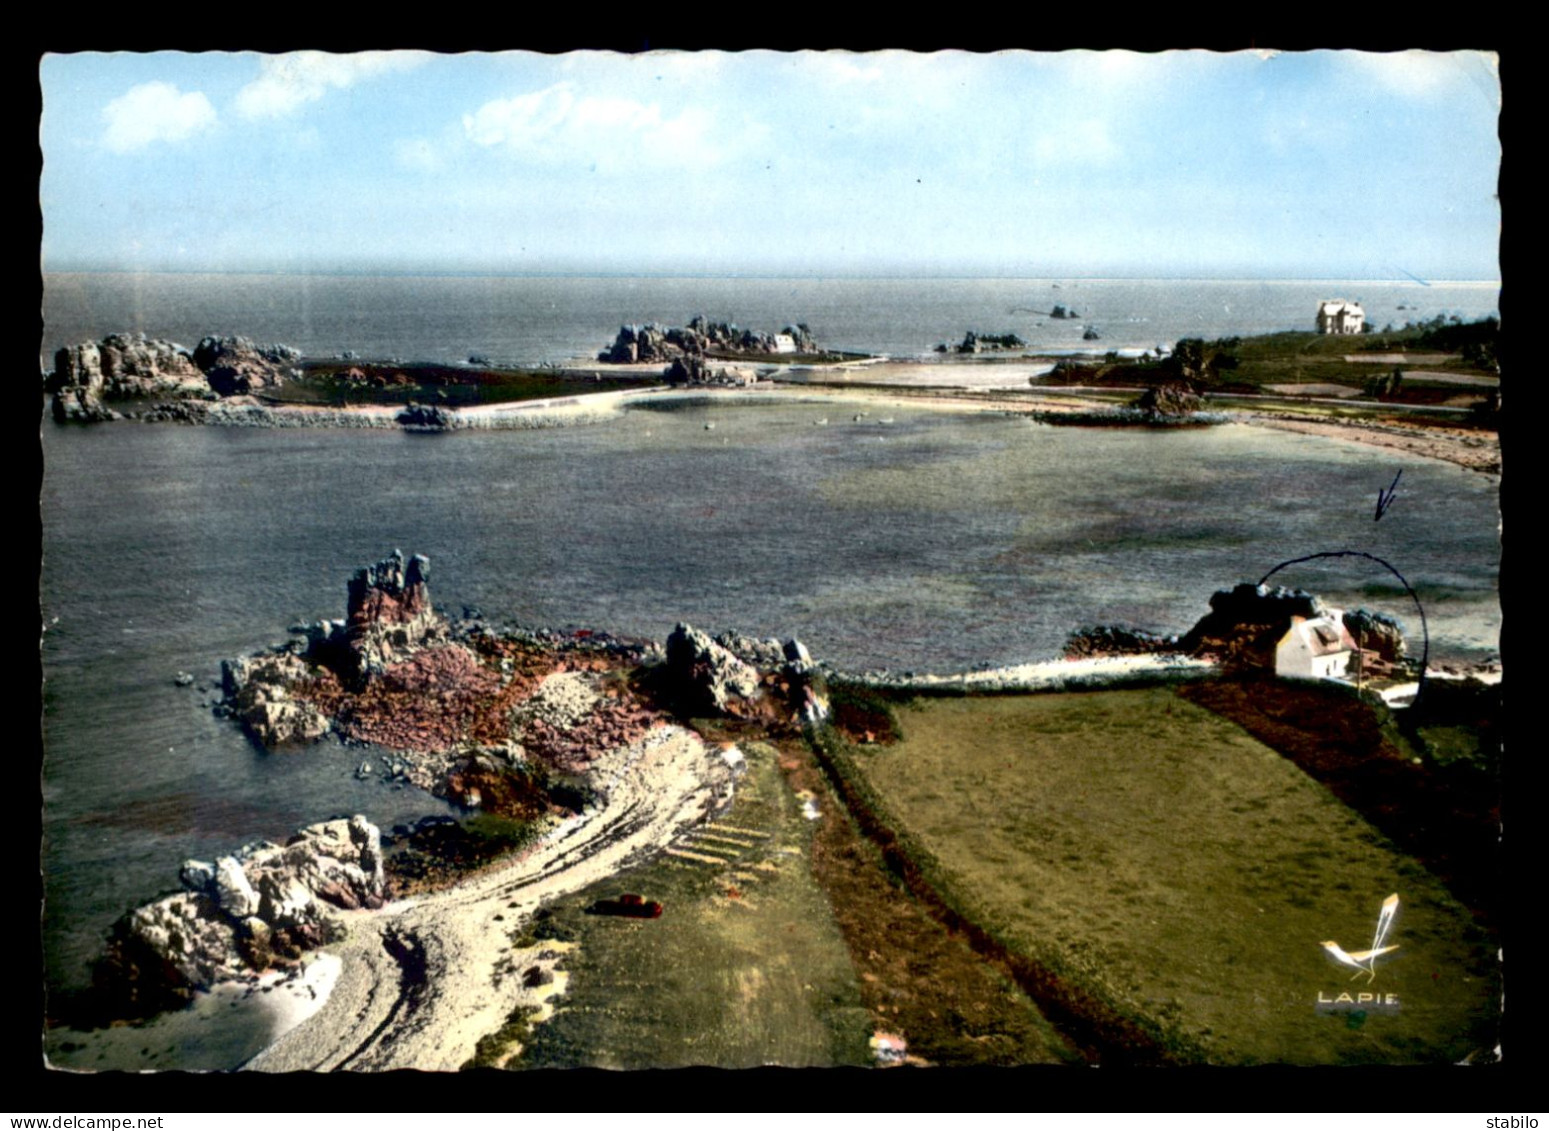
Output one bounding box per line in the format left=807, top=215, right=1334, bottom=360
left=41, top=266, right=1505, bottom=286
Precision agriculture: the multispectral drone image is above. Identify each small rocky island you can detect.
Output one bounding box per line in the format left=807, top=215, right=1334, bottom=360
left=935, top=331, right=1027, bottom=354
left=599, top=315, right=821, bottom=364
left=1032, top=378, right=1224, bottom=428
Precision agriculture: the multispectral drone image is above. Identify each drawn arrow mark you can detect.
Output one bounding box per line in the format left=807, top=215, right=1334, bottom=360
left=1375, top=470, right=1402, bottom=522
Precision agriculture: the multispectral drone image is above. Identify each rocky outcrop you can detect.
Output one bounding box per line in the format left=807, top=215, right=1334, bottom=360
left=1180, top=582, right=1325, bottom=666
left=47, top=332, right=302, bottom=420
left=951, top=331, right=1025, bottom=354
left=600, top=316, right=817, bottom=363
left=221, top=651, right=332, bottom=745
left=96, top=815, right=385, bottom=1016
left=221, top=553, right=446, bottom=744
left=192, top=336, right=302, bottom=396
left=1063, top=624, right=1177, bottom=660
left=250, top=550, right=447, bottom=697
left=1134, top=381, right=1202, bottom=418
left=1342, top=608, right=1406, bottom=661
left=335, top=551, right=444, bottom=684
left=398, top=402, right=456, bottom=430
left=664, top=622, right=763, bottom=716
left=49, top=333, right=210, bottom=422
left=664, top=356, right=758, bottom=387
left=665, top=355, right=711, bottom=384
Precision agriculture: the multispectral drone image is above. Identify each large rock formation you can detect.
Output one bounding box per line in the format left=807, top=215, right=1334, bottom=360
left=662, top=356, right=758, bottom=387
left=222, top=551, right=446, bottom=742
left=955, top=331, right=1025, bottom=354
left=336, top=550, right=443, bottom=684
left=49, top=333, right=210, bottom=422
left=664, top=622, right=763, bottom=716
left=193, top=335, right=302, bottom=396
left=600, top=316, right=816, bottom=363
left=1180, top=582, right=1326, bottom=667
left=96, top=815, right=385, bottom=1016
left=47, top=332, right=303, bottom=420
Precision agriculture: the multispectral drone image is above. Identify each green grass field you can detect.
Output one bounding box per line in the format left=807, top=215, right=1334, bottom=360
left=511, top=739, right=872, bottom=1069
left=844, top=688, right=1499, bottom=1065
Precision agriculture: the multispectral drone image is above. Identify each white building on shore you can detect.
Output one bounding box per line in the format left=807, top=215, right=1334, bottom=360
left=1275, top=611, right=1358, bottom=680
left=1316, top=300, right=1366, bottom=335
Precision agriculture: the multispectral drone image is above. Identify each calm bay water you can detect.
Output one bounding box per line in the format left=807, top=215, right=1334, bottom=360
left=39, top=274, right=1502, bottom=1002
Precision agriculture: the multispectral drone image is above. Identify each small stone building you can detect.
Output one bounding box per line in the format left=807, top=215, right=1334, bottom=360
left=1275, top=612, right=1357, bottom=680
left=1316, top=300, right=1366, bottom=335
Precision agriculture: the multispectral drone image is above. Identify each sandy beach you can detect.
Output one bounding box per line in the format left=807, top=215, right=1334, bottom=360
left=46, top=955, right=342, bottom=1073
left=1245, top=412, right=1501, bottom=475
left=244, top=724, right=732, bottom=1072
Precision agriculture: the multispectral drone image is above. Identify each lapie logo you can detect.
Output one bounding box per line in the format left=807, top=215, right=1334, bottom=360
left=1316, top=893, right=1402, bottom=1010
left=1322, top=892, right=1400, bottom=983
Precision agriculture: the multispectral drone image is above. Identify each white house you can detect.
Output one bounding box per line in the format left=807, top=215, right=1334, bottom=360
left=1316, top=300, right=1366, bottom=335
left=771, top=333, right=798, bottom=354
left=1275, top=611, right=1358, bottom=680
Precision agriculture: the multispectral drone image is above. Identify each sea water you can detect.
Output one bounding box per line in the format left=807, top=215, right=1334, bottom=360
left=41, top=273, right=1501, bottom=366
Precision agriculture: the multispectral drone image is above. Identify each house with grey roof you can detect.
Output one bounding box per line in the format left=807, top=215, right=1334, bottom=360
left=1316, top=300, right=1366, bottom=335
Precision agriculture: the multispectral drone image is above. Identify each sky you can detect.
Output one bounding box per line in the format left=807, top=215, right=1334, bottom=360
left=38, top=49, right=1502, bottom=279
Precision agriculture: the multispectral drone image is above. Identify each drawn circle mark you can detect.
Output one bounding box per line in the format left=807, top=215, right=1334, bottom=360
left=1258, top=550, right=1429, bottom=697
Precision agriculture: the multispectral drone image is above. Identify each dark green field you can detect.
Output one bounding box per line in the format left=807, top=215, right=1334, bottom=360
left=265, top=361, right=654, bottom=408
left=842, top=688, right=1499, bottom=1065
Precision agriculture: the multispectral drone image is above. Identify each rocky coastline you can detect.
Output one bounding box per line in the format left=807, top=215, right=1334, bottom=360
left=84, top=549, right=831, bottom=1041
left=47, top=333, right=301, bottom=423
left=41, top=331, right=656, bottom=431
left=54, top=547, right=1499, bottom=1071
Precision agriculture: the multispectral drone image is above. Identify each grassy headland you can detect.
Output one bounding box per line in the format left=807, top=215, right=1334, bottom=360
left=1036, top=317, right=1499, bottom=414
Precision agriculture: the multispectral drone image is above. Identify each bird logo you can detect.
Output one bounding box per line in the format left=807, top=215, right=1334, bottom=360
left=1321, top=893, right=1400, bottom=984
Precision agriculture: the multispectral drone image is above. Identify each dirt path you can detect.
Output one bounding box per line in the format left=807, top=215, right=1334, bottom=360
left=245, top=725, right=731, bottom=1072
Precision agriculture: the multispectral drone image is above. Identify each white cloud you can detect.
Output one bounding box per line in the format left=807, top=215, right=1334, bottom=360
left=101, top=81, right=216, bottom=153
left=235, top=50, right=429, bottom=119
left=463, top=82, right=726, bottom=168
left=1342, top=50, right=1493, bottom=99
left=464, top=83, right=576, bottom=147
